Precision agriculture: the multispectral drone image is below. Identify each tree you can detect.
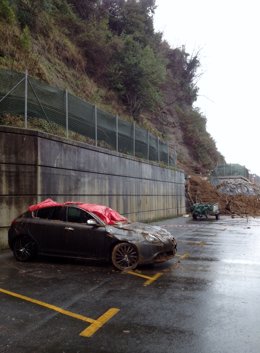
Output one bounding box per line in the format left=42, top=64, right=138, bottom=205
left=0, top=0, right=16, bottom=23
left=67, top=0, right=102, bottom=20
left=178, top=107, right=222, bottom=170
left=166, top=47, right=200, bottom=106
left=108, top=35, right=166, bottom=117
left=101, top=0, right=125, bottom=35
left=101, top=0, right=155, bottom=46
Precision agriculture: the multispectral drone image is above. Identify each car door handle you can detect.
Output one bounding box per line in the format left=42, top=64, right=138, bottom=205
left=64, top=227, right=74, bottom=231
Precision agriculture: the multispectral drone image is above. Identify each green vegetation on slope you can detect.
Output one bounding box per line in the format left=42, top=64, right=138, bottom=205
left=0, top=0, right=224, bottom=173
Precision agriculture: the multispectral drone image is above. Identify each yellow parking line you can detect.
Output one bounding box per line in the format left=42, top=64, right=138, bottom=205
left=188, top=241, right=206, bottom=247
left=0, top=288, right=95, bottom=323
left=127, top=254, right=190, bottom=282
left=176, top=253, right=190, bottom=260
left=0, top=288, right=119, bottom=337
left=143, top=272, right=163, bottom=286
left=126, top=271, right=163, bottom=286
left=80, top=308, right=120, bottom=337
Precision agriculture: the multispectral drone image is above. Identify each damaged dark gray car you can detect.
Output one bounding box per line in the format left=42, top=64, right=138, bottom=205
left=8, top=201, right=177, bottom=271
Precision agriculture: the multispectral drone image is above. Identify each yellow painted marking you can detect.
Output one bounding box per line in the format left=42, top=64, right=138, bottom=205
left=187, top=241, right=206, bottom=247
left=176, top=253, right=190, bottom=260
left=126, top=271, right=163, bottom=286
left=127, top=270, right=152, bottom=280
left=127, top=254, right=190, bottom=280
left=0, top=288, right=95, bottom=323
left=80, top=308, right=120, bottom=337
left=143, top=272, right=162, bottom=286
left=0, top=288, right=119, bottom=337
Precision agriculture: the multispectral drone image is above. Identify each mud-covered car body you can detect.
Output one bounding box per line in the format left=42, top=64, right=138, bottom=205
left=8, top=200, right=177, bottom=270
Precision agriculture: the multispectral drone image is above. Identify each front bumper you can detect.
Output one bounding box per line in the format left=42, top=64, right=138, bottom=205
left=137, top=239, right=177, bottom=265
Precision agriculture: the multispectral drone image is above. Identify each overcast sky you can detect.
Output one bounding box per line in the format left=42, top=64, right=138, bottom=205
left=153, top=0, right=260, bottom=176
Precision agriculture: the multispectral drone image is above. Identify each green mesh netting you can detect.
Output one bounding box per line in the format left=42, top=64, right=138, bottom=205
left=0, top=69, right=176, bottom=166
left=96, top=108, right=116, bottom=150
left=118, top=119, right=134, bottom=155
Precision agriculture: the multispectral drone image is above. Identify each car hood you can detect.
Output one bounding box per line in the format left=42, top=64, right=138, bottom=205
left=106, top=222, right=175, bottom=243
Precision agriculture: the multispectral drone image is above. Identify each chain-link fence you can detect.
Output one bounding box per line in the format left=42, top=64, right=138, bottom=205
left=211, top=164, right=249, bottom=179
left=0, top=69, right=177, bottom=166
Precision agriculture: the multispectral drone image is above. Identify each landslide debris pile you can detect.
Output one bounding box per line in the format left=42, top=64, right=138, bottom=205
left=216, top=178, right=260, bottom=196
left=187, top=175, right=260, bottom=217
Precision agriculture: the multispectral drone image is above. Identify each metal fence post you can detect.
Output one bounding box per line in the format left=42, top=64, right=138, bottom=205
left=116, top=115, right=118, bottom=152
left=157, top=136, right=160, bottom=162
left=24, top=70, right=28, bottom=128
left=147, top=131, right=150, bottom=160
left=167, top=143, right=170, bottom=166
left=174, top=148, right=177, bottom=166
left=94, top=105, right=98, bottom=147
left=133, top=122, right=136, bottom=156
left=65, top=89, right=69, bottom=138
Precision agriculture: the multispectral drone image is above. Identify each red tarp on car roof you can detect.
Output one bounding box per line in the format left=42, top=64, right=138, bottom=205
left=28, top=199, right=128, bottom=225
left=79, top=203, right=128, bottom=225
left=29, top=198, right=62, bottom=212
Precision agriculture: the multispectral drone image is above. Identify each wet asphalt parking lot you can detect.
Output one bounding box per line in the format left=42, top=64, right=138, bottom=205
left=1, top=215, right=260, bottom=353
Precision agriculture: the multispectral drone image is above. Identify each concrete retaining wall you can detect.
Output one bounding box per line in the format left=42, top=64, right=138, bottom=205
left=0, top=126, right=186, bottom=249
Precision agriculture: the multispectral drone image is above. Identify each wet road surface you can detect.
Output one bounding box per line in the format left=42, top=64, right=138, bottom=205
left=1, top=216, right=260, bottom=353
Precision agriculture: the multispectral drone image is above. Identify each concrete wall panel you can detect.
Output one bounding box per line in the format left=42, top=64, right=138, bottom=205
left=0, top=126, right=185, bottom=249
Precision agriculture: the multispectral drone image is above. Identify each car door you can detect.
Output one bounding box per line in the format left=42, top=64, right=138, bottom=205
left=30, top=206, right=68, bottom=255
left=62, top=206, right=108, bottom=259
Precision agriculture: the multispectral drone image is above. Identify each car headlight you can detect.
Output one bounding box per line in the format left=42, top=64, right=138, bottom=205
left=144, top=233, right=160, bottom=243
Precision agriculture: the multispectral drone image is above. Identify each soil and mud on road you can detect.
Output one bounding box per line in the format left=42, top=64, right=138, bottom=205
left=186, top=175, right=260, bottom=217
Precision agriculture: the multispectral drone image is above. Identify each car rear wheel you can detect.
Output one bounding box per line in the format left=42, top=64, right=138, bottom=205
left=111, top=242, right=139, bottom=271
left=13, top=235, right=37, bottom=262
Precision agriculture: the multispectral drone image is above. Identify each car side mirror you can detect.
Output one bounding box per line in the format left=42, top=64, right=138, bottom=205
left=87, top=219, right=99, bottom=226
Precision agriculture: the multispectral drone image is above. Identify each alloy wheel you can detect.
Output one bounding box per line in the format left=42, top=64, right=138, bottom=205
left=112, top=242, right=138, bottom=271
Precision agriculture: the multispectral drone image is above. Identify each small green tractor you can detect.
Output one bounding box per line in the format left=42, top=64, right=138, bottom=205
left=191, top=203, right=220, bottom=220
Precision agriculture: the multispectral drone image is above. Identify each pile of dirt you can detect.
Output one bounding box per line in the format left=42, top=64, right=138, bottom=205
left=186, top=175, right=260, bottom=217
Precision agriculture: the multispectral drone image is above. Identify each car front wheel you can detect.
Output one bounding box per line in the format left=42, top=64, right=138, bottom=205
left=111, top=242, right=139, bottom=271
left=13, top=235, right=37, bottom=262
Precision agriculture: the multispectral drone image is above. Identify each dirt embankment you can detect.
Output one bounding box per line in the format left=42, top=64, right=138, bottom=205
left=186, top=175, right=260, bottom=217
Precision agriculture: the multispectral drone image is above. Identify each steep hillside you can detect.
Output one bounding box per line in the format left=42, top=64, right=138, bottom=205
left=0, top=0, right=225, bottom=173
